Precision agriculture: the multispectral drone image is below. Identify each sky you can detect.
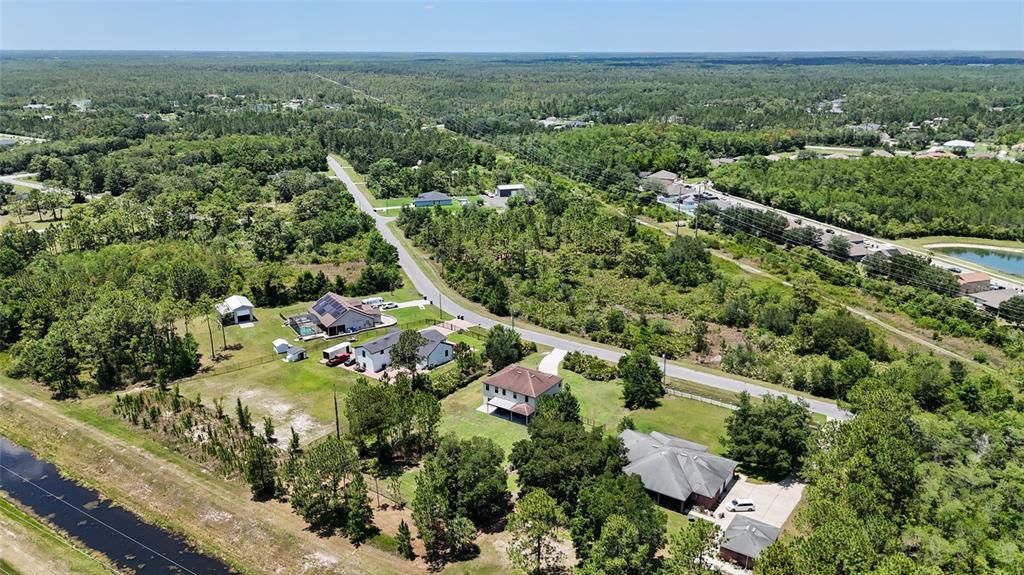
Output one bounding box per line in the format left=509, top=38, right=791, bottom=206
left=2, top=1, right=1022, bottom=53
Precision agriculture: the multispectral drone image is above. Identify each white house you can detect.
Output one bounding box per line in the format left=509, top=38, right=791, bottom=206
left=323, top=341, right=353, bottom=361
left=482, top=363, right=563, bottom=423
left=354, top=328, right=454, bottom=373
left=272, top=338, right=291, bottom=354
left=215, top=295, right=254, bottom=324
left=284, top=345, right=307, bottom=362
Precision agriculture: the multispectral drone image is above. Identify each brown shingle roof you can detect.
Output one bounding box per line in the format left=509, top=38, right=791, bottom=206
left=485, top=364, right=562, bottom=398
left=957, top=271, right=991, bottom=285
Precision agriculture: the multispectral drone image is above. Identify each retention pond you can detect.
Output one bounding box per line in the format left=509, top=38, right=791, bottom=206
left=0, top=436, right=235, bottom=574
left=933, top=245, right=1024, bottom=278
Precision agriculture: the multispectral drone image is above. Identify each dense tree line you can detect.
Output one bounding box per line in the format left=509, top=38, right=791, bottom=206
left=713, top=157, right=1024, bottom=240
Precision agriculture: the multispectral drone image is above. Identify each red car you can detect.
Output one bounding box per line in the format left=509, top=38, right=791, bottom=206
left=326, top=353, right=350, bottom=367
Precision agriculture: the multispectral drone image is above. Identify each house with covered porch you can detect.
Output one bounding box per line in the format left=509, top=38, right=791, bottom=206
left=481, top=364, right=562, bottom=423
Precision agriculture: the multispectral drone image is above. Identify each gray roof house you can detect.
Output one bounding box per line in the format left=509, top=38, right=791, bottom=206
left=619, top=429, right=738, bottom=511
left=719, top=516, right=781, bottom=569
left=412, top=191, right=452, bottom=208
left=354, top=328, right=454, bottom=373
left=643, top=170, right=678, bottom=188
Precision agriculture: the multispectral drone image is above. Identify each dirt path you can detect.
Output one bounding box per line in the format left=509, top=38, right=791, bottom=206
left=0, top=381, right=411, bottom=575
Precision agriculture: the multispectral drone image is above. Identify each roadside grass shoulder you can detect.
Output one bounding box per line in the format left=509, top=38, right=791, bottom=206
left=0, top=497, right=116, bottom=575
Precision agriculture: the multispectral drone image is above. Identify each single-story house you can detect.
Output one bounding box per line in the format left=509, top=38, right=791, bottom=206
left=323, top=341, right=353, bottom=361
left=354, top=328, right=454, bottom=373
left=0, top=139, right=17, bottom=148
left=215, top=295, right=254, bottom=324
left=719, top=516, right=781, bottom=569
left=710, top=157, right=738, bottom=167
left=284, top=345, right=307, bottom=362
left=619, top=429, right=738, bottom=512
left=482, top=363, right=563, bottom=423
left=870, top=149, right=895, bottom=158
left=308, top=292, right=382, bottom=337
left=957, top=271, right=992, bottom=295
left=967, top=288, right=1019, bottom=313
left=643, top=170, right=678, bottom=189
left=496, top=183, right=527, bottom=197
left=272, top=338, right=291, bottom=354
left=412, top=191, right=452, bottom=208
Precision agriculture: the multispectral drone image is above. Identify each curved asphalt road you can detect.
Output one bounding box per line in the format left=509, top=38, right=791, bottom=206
left=328, top=157, right=851, bottom=420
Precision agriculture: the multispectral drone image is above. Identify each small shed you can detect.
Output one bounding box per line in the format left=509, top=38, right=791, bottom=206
left=272, top=338, right=291, bottom=354
left=719, top=516, right=781, bottom=569
left=285, top=345, right=307, bottom=363
left=323, top=341, right=352, bottom=360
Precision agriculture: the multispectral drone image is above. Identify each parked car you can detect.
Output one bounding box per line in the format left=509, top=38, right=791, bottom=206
left=325, top=353, right=350, bottom=367
left=344, top=356, right=357, bottom=367
left=380, top=301, right=398, bottom=310
left=726, top=498, right=756, bottom=512
left=354, top=363, right=366, bottom=373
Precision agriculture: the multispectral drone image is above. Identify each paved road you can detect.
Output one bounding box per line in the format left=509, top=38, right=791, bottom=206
left=327, top=156, right=851, bottom=420
left=0, top=173, right=46, bottom=190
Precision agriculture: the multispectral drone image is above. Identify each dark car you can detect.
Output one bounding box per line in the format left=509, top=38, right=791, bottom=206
left=344, top=356, right=357, bottom=367
left=326, top=353, right=349, bottom=367
left=354, top=363, right=366, bottom=373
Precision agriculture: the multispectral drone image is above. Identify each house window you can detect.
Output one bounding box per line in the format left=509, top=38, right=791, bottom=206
left=485, top=384, right=489, bottom=391
left=502, top=389, right=506, bottom=396
left=444, top=349, right=449, bottom=357
left=513, top=392, right=518, bottom=400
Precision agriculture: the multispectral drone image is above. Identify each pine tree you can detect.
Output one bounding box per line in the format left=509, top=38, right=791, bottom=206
left=344, top=473, right=374, bottom=543
left=236, top=397, right=253, bottom=434
left=397, top=519, right=414, bottom=560
left=263, top=416, right=276, bottom=443
left=288, top=427, right=301, bottom=454
left=242, top=436, right=277, bottom=500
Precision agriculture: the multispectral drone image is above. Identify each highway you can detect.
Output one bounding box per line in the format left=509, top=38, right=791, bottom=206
left=327, top=156, right=852, bottom=420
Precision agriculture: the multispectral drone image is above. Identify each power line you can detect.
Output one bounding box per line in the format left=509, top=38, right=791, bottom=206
left=0, top=463, right=205, bottom=575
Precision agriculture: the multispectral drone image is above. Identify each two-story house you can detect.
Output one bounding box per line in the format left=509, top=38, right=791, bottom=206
left=482, top=363, right=562, bottom=423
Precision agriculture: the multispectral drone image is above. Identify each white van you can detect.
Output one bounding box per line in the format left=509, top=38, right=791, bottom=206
left=726, top=498, right=756, bottom=512
left=361, top=297, right=385, bottom=307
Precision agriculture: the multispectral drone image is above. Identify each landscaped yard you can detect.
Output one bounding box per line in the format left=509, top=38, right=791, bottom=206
left=438, top=351, right=735, bottom=459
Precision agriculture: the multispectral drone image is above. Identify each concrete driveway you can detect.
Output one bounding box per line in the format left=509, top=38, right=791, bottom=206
left=700, top=475, right=805, bottom=529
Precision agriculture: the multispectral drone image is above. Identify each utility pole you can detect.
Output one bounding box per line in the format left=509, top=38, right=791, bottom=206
left=662, top=354, right=667, bottom=387
left=333, top=383, right=341, bottom=439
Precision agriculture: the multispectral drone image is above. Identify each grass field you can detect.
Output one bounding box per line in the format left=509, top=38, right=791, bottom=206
left=438, top=351, right=734, bottom=459
left=895, top=235, right=1024, bottom=252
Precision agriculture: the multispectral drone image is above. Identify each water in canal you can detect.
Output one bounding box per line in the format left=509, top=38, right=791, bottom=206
left=0, top=436, right=235, bottom=574
left=934, top=246, right=1024, bottom=278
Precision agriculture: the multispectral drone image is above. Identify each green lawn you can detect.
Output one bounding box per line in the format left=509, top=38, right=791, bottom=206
left=437, top=351, right=734, bottom=458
